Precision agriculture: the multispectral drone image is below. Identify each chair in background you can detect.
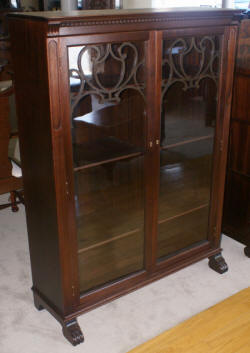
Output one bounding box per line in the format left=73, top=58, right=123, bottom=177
left=0, top=65, right=23, bottom=212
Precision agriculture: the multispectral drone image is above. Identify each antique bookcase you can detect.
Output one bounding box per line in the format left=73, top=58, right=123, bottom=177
left=8, top=8, right=240, bottom=345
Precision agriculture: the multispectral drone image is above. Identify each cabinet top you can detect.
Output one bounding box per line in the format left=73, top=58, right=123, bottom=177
left=8, top=8, right=242, bottom=37
left=8, top=8, right=241, bottom=21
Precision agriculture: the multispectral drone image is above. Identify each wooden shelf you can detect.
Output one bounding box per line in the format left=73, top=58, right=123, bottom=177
left=73, top=136, right=143, bottom=171
left=159, top=150, right=212, bottom=222
left=158, top=205, right=210, bottom=259
left=78, top=228, right=141, bottom=254
left=73, top=104, right=132, bottom=129
left=77, top=203, right=144, bottom=251
left=75, top=153, right=144, bottom=251
left=161, top=134, right=213, bottom=150
left=158, top=203, right=209, bottom=225
left=78, top=228, right=144, bottom=293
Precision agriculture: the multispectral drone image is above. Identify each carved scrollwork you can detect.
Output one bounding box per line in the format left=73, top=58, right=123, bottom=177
left=162, top=36, right=220, bottom=99
left=69, top=41, right=145, bottom=114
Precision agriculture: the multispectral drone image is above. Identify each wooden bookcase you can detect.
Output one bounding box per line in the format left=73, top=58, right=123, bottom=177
left=8, top=8, right=240, bottom=345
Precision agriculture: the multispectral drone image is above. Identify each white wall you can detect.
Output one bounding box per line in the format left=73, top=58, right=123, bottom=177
left=122, top=0, right=153, bottom=8
left=60, top=0, right=78, bottom=11
left=123, top=0, right=225, bottom=8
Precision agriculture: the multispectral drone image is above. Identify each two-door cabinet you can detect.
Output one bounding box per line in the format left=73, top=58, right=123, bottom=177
left=8, top=8, right=241, bottom=345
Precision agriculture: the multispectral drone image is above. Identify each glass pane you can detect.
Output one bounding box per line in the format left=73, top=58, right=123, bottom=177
left=158, top=139, right=213, bottom=257
left=68, top=42, right=146, bottom=168
left=161, top=36, right=220, bottom=147
left=67, top=41, right=146, bottom=293
left=76, top=156, right=145, bottom=292
left=158, top=35, right=221, bottom=260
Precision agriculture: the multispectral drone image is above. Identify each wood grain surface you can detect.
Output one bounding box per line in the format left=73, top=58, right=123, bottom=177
left=128, top=287, right=250, bottom=353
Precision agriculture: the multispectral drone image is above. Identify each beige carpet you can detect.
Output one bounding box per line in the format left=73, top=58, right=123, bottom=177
left=1, top=193, right=250, bottom=353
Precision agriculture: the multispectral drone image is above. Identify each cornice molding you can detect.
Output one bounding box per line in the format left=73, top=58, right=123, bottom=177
left=59, top=13, right=234, bottom=28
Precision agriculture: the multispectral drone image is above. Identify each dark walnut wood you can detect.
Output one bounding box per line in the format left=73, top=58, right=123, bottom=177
left=222, top=18, right=250, bottom=249
left=8, top=8, right=241, bottom=345
left=208, top=253, right=228, bottom=274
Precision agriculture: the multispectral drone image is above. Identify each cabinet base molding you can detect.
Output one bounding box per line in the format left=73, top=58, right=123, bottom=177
left=32, top=247, right=224, bottom=346
left=244, top=246, right=250, bottom=258
left=208, top=253, right=228, bottom=274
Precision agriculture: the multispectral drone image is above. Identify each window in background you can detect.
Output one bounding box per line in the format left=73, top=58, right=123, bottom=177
left=234, top=0, right=249, bottom=9
left=152, top=0, right=223, bottom=7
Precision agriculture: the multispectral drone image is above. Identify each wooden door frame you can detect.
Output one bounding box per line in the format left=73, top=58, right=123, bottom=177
left=153, top=25, right=238, bottom=273
left=58, top=30, right=154, bottom=311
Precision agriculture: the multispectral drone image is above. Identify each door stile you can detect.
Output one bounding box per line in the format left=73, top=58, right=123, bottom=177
left=57, top=37, right=81, bottom=310
left=207, top=25, right=239, bottom=248
left=144, top=31, right=162, bottom=272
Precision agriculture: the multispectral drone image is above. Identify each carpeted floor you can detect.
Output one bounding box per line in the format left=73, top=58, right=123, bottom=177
left=0, top=193, right=250, bottom=353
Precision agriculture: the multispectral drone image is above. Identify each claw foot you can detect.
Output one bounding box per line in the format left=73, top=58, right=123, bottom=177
left=244, top=246, right=250, bottom=258
left=62, top=319, right=84, bottom=346
left=208, top=253, right=228, bottom=274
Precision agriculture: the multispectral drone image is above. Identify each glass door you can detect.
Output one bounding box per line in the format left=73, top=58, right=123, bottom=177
left=67, top=38, right=147, bottom=294
left=157, top=34, right=222, bottom=260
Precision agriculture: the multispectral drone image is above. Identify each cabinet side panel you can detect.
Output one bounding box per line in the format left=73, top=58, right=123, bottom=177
left=222, top=19, right=250, bottom=244
left=9, top=19, right=64, bottom=313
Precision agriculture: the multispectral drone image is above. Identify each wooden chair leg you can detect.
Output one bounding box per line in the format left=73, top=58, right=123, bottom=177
left=15, top=190, right=25, bottom=205
left=10, top=191, right=19, bottom=212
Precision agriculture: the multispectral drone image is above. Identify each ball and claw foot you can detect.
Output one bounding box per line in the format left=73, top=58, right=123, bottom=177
left=208, top=253, right=228, bottom=274
left=244, top=246, right=250, bottom=258
left=62, top=319, right=84, bottom=346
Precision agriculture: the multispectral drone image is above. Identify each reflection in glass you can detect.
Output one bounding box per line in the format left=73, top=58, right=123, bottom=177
left=161, top=36, right=220, bottom=147
left=68, top=42, right=146, bottom=168
left=67, top=41, right=146, bottom=293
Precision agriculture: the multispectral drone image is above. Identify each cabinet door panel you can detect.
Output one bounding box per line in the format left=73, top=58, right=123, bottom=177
left=158, top=34, right=222, bottom=260
left=67, top=38, right=147, bottom=294
left=158, top=206, right=210, bottom=258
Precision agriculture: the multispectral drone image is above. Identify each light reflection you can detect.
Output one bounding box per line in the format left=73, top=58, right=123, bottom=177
left=161, top=163, right=183, bottom=175
left=68, top=46, right=92, bottom=76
